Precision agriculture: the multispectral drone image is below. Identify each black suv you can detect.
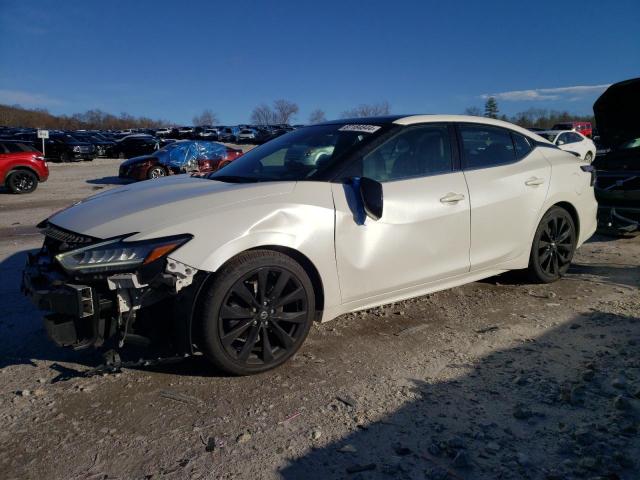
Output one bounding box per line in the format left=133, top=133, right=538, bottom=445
left=592, top=78, right=640, bottom=234
left=112, top=135, right=160, bottom=159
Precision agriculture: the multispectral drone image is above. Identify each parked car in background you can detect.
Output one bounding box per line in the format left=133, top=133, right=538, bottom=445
left=218, top=126, right=240, bottom=143
left=178, top=127, right=195, bottom=139
left=0, top=140, right=48, bottom=193
left=44, top=134, right=95, bottom=162
left=237, top=128, right=260, bottom=144
left=592, top=77, right=640, bottom=234
left=537, top=130, right=596, bottom=162
left=118, top=140, right=242, bottom=181
left=112, top=135, right=160, bottom=159
left=551, top=121, right=593, bottom=138
left=23, top=115, right=597, bottom=375
left=156, top=128, right=173, bottom=138
left=71, top=132, right=116, bottom=158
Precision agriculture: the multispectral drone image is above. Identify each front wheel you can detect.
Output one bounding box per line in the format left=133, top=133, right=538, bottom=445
left=147, top=166, right=166, bottom=179
left=7, top=170, right=38, bottom=194
left=196, top=250, right=315, bottom=375
left=527, top=206, right=576, bottom=283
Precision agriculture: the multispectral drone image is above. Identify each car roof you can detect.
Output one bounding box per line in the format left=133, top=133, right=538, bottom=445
left=317, top=114, right=549, bottom=142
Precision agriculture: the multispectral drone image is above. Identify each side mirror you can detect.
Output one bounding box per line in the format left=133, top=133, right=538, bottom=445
left=557, top=140, right=565, bottom=145
left=359, top=177, right=383, bottom=220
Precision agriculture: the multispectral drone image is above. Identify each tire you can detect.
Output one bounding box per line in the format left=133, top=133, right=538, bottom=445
left=118, top=152, right=126, bottom=160
left=6, top=170, right=38, bottom=194
left=527, top=206, right=577, bottom=283
left=196, top=250, right=315, bottom=375
left=147, top=166, right=167, bottom=179
left=584, top=152, right=593, bottom=163
left=60, top=152, right=70, bottom=163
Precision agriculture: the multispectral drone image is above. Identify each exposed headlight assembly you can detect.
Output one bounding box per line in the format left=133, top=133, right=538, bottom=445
left=55, top=234, right=192, bottom=273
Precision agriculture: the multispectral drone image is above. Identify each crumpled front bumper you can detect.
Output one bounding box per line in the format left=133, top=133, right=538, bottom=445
left=21, top=251, right=115, bottom=348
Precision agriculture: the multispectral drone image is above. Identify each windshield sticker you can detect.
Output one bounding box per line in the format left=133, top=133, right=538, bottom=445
left=339, top=124, right=381, bottom=133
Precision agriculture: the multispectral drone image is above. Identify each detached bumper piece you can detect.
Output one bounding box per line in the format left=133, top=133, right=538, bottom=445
left=597, top=205, right=640, bottom=234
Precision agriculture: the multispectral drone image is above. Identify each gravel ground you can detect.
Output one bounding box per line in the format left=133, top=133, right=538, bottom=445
left=0, top=158, right=638, bottom=480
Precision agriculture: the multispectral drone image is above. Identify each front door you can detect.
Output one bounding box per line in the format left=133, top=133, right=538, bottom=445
left=333, top=123, right=471, bottom=304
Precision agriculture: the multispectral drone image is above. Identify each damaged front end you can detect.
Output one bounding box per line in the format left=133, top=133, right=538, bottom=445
left=21, top=223, right=206, bottom=356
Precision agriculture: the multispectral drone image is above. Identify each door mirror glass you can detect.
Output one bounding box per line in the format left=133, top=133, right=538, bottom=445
left=557, top=140, right=565, bottom=145
left=360, top=177, right=383, bottom=220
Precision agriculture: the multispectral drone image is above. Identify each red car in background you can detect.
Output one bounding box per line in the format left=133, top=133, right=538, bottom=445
left=0, top=140, right=49, bottom=194
left=552, top=121, right=593, bottom=138
left=119, top=140, right=242, bottom=181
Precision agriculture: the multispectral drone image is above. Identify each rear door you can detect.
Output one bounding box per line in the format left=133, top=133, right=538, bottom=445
left=333, top=123, right=471, bottom=303
left=458, top=123, right=551, bottom=271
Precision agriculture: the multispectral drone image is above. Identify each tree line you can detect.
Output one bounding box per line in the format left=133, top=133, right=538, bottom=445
left=1, top=97, right=595, bottom=131
left=465, top=97, right=595, bottom=128
left=0, top=104, right=169, bottom=130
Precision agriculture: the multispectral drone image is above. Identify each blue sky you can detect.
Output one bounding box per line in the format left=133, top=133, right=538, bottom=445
left=1, top=0, right=638, bottom=124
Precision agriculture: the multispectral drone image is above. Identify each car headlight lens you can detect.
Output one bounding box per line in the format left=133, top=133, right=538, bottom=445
left=73, top=146, right=81, bottom=152
left=55, top=234, right=192, bottom=273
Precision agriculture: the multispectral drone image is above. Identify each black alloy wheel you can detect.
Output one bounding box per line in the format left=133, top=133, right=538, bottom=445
left=198, top=250, right=315, bottom=375
left=7, top=170, right=38, bottom=194
left=60, top=152, right=70, bottom=163
left=528, top=206, right=576, bottom=283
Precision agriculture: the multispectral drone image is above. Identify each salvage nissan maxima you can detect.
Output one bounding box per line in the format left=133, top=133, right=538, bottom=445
left=22, top=115, right=597, bottom=375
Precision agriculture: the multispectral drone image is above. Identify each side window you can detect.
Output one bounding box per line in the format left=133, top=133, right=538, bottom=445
left=4, top=143, right=23, bottom=153
left=569, top=133, right=583, bottom=143
left=460, top=125, right=515, bottom=169
left=361, top=124, right=452, bottom=182
left=512, top=133, right=532, bottom=160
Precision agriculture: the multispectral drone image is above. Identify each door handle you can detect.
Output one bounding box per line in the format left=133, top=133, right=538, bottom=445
left=440, top=192, right=465, bottom=204
left=525, top=177, right=545, bottom=186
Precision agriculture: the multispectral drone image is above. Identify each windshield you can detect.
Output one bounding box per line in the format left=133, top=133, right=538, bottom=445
left=207, top=123, right=385, bottom=182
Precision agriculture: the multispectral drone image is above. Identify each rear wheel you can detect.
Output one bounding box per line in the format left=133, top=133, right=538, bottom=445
left=7, top=170, right=38, bottom=194
left=197, top=250, right=315, bottom=375
left=527, top=206, right=576, bottom=283
left=147, top=166, right=166, bottom=179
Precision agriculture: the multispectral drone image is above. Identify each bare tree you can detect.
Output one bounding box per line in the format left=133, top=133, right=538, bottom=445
left=463, top=106, right=482, bottom=116
left=308, top=109, right=326, bottom=124
left=340, top=101, right=390, bottom=118
left=273, top=99, right=299, bottom=124
left=192, top=109, right=219, bottom=126
left=250, top=104, right=276, bottom=125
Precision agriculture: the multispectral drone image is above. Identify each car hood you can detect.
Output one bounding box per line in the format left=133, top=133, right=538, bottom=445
left=593, top=77, right=640, bottom=149
left=49, top=175, right=296, bottom=239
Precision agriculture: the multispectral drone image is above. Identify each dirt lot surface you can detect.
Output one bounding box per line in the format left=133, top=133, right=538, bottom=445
left=0, top=159, right=639, bottom=480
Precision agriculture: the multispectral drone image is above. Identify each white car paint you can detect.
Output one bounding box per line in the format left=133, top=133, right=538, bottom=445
left=48, top=115, right=598, bottom=323
left=539, top=129, right=596, bottom=162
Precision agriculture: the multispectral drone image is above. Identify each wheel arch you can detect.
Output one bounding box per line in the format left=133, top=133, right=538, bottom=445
left=553, top=201, right=580, bottom=240
left=5, top=165, right=41, bottom=182
left=187, top=245, right=326, bottom=354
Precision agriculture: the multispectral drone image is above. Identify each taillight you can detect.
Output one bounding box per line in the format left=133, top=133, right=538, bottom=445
left=580, top=165, right=596, bottom=186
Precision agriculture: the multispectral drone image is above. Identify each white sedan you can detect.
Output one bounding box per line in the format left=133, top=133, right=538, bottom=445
left=538, top=130, right=596, bottom=162
left=23, top=115, right=597, bottom=375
